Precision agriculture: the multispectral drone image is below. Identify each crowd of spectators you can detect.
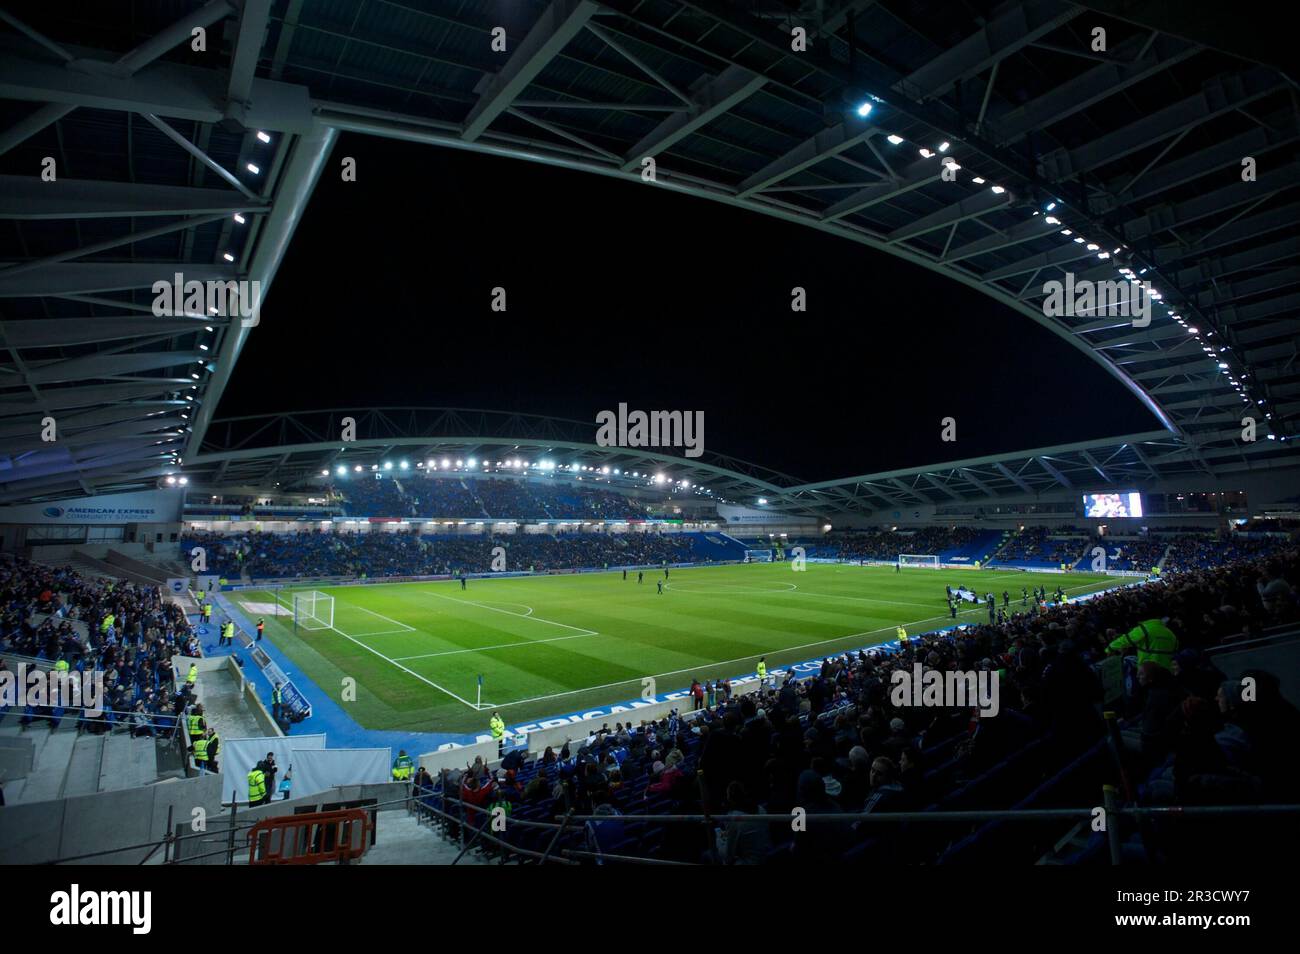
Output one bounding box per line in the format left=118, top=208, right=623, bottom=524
left=1162, top=531, right=1288, bottom=572
left=0, top=557, right=198, bottom=734
left=179, top=529, right=708, bottom=580
left=338, top=474, right=655, bottom=520
left=1088, top=535, right=1167, bottom=571
left=992, top=526, right=1088, bottom=566
left=816, top=527, right=991, bottom=561
left=424, top=543, right=1299, bottom=864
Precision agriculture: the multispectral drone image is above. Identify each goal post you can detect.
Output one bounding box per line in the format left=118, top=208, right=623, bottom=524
left=293, top=590, right=335, bottom=632
left=898, top=554, right=940, bottom=569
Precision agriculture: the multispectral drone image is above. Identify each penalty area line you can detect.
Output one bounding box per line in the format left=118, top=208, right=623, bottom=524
left=322, top=621, right=481, bottom=710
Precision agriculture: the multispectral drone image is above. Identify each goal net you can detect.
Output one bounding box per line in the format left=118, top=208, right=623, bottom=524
left=744, top=549, right=774, bottom=563
left=898, top=554, right=940, bottom=569
left=293, top=591, right=335, bottom=631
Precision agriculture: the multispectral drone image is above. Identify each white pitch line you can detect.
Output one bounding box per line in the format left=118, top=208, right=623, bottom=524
left=487, top=578, right=1120, bottom=710
left=393, top=629, right=603, bottom=661
left=423, top=590, right=598, bottom=636
left=320, top=621, right=481, bottom=710
left=355, top=605, right=417, bottom=632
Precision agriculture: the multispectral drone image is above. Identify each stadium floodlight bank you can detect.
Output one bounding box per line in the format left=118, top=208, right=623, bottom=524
left=293, top=591, right=335, bottom=632
left=899, top=554, right=940, bottom=569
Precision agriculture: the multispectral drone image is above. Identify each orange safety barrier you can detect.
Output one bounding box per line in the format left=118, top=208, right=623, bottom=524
left=246, top=809, right=373, bottom=865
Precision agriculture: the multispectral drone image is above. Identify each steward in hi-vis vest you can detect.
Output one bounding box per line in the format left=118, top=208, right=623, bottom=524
left=248, top=767, right=267, bottom=804
left=391, top=750, right=414, bottom=781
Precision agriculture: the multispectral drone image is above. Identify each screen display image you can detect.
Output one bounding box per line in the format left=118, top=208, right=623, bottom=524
left=1083, top=492, right=1145, bottom=518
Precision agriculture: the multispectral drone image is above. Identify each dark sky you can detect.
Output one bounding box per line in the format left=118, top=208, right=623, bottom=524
left=217, top=132, right=1159, bottom=483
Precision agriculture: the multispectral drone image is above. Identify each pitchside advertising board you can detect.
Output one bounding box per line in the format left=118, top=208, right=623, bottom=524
left=0, top=489, right=182, bottom=524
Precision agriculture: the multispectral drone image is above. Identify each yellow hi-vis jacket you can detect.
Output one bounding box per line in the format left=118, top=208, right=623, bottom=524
left=896, top=626, right=909, bottom=644
left=186, top=664, right=198, bottom=684
left=187, top=713, right=204, bottom=738
left=756, top=661, right=767, bottom=679
left=248, top=769, right=267, bottom=803
left=193, top=737, right=209, bottom=763
left=488, top=715, right=506, bottom=740
left=392, top=754, right=414, bottom=780
left=1108, top=619, right=1178, bottom=670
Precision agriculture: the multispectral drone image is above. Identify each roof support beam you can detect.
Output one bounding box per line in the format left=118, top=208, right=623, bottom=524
left=886, top=187, right=1013, bottom=244
left=993, top=461, right=1033, bottom=494
left=0, top=38, right=315, bottom=132
left=958, top=468, right=995, bottom=497
left=1037, top=66, right=1279, bottom=182
left=889, top=477, right=933, bottom=505
left=894, top=0, right=1077, bottom=104
left=619, top=63, right=765, bottom=171
left=226, top=0, right=273, bottom=115
left=1153, top=203, right=1299, bottom=266
left=737, top=121, right=878, bottom=199
left=823, top=157, right=943, bottom=222
left=0, top=175, right=266, bottom=219
left=1034, top=457, right=1073, bottom=489
left=942, top=214, right=1059, bottom=264
left=921, top=472, right=964, bottom=501
left=988, top=33, right=1197, bottom=146
left=0, top=212, right=231, bottom=281
left=0, top=102, right=75, bottom=157
left=0, top=262, right=236, bottom=297
left=462, top=0, right=600, bottom=142
left=1122, top=162, right=1300, bottom=242
left=12, top=351, right=203, bottom=387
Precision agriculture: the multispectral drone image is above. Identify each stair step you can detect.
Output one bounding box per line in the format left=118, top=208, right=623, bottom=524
left=17, top=727, right=75, bottom=803
left=61, top=734, right=104, bottom=798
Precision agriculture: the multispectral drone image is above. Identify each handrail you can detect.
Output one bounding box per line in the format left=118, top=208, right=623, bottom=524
left=548, top=805, right=1300, bottom=824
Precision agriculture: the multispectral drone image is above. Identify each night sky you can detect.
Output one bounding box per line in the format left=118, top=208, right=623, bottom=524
left=217, top=132, right=1160, bottom=483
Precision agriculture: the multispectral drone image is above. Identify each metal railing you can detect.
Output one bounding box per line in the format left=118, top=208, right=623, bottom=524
left=29, top=774, right=1299, bottom=866
left=416, top=781, right=1300, bottom=866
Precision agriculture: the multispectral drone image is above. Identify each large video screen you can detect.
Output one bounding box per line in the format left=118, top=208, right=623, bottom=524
left=1083, top=492, right=1144, bottom=518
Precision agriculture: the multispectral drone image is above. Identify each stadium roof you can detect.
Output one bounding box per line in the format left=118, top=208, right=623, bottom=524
left=1, top=0, right=1297, bottom=506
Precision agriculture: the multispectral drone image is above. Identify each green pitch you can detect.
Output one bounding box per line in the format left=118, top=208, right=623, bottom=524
left=236, top=563, right=1122, bottom=735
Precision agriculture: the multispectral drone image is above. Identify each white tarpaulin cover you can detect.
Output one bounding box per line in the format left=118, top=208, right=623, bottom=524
left=290, top=747, right=392, bottom=800
left=223, top=734, right=326, bottom=803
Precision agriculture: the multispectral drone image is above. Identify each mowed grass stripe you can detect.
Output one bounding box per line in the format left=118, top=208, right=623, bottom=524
left=248, top=564, right=1123, bottom=732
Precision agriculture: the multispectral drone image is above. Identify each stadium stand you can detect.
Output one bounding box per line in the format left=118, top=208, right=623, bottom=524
left=416, top=544, right=1300, bottom=865
left=990, top=526, right=1090, bottom=569
left=337, top=474, right=655, bottom=521
left=806, top=527, right=1001, bottom=564
left=0, top=558, right=200, bottom=802
left=178, top=529, right=743, bottom=580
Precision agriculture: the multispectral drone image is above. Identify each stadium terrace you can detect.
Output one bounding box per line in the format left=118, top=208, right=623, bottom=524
left=0, top=0, right=1297, bottom=916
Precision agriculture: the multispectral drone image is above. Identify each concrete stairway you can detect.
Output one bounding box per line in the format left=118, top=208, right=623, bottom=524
left=358, top=810, right=493, bottom=865
left=100, top=732, right=161, bottom=791
left=61, top=734, right=104, bottom=797
left=0, top=722, right=161, bottom=804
